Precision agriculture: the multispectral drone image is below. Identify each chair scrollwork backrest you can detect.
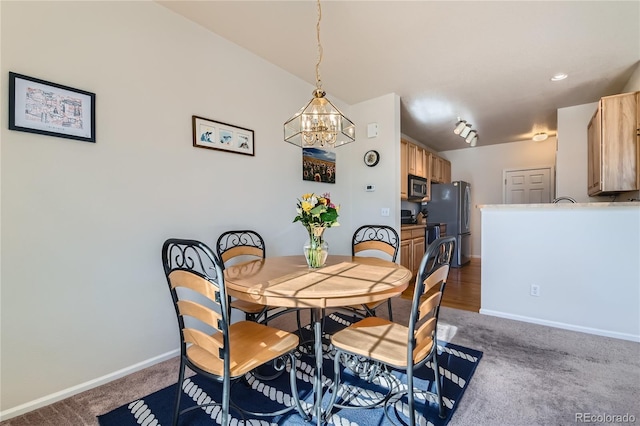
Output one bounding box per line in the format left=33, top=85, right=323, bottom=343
left=216, top=230, right=266, bottom=266
left=351, top=225, right=400, bottom=261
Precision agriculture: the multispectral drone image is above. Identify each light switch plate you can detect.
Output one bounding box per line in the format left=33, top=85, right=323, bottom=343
left=367, top=123, right=378, bottom=138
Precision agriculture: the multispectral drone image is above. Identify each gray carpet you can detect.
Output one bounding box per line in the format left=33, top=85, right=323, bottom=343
left=2, top=299, right=639, bottom=426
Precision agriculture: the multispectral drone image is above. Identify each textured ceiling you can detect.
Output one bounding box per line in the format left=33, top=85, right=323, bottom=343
left=157, top=1, right=640, bottom=151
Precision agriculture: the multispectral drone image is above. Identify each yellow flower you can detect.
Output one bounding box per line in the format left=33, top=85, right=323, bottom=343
left=301, top=201, right=313, bottom=212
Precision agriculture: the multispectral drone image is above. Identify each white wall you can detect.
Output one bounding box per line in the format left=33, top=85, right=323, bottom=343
left=438, top=138, right=557, bottom=257
left=556, top=103, right=598, bottom=202
left=480, top=204, right=640, bottom=342
left=622, top=61, right=640, bottom=92
left=348, top=93, right=402, bottom=232
left=0, top=1, right=400, bottom=416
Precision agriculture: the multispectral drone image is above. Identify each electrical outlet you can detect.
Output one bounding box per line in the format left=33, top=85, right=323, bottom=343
left=530, top=284, right=540, bottom=297
left=381, top=208, right=390, bottom=217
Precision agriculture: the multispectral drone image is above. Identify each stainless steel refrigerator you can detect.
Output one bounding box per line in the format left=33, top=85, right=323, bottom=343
left=424, top=181, right=471, bottom=267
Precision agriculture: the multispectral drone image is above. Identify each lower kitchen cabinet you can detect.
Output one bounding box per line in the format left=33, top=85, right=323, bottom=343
left=400, top=226, right=426, bottom=280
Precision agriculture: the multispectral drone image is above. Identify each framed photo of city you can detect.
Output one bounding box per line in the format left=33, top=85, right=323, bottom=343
left=192, top=115, right=254, bottom=156
left=302, top=148, right=336, bottom=183
left=9, top=72, right=96, bottom=143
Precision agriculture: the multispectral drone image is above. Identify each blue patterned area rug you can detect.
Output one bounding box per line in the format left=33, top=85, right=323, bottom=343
left=98, top=313, right=482, bottom=426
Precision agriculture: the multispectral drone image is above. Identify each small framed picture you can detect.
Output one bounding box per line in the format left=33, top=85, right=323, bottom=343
left=303, top=147, right=336, bottom=183
left=192, top=115, right=254, bottom=156
left=9, top=72, right=96, bottom=143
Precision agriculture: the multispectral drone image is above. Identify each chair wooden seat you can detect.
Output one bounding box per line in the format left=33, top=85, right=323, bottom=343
left=187, top=321, right=299, bottom=377
left=230, top=299, right=272, bottom=315
left=330, top=316, right=435, bottom=367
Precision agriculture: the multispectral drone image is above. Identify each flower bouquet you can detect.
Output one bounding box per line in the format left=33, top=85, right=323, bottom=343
left=293, top=193, right=339, bottom=268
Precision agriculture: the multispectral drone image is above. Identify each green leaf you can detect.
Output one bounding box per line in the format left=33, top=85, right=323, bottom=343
left=320, top=209, right=338, bottom=223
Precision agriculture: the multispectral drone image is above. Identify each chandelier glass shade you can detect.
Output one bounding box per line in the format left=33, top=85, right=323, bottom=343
left=284, top=89, right=355, bottom=147
left=284, top=0, right=355, bottom=148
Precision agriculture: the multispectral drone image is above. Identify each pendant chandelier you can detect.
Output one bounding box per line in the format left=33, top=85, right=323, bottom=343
left=284, top=0, right=355, bottom=148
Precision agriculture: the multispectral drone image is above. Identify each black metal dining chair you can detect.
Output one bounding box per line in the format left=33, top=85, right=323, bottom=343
left=216, top=230, right=275, bottom=322
left=327, top=236, right=456, bottom=425
left=162, top=238, right=307, bottom=426
left=347, top=225, right=400, bottom=321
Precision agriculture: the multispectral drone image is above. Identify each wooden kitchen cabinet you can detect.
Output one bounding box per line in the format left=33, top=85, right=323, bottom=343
left=401, top=139, right=408, bottom=199
left=400, top=226, right=426, bottom=280
left=587, top=91, right=639, bottom=195
left=407, top=142, right=417, bottom=176
left=405, top=139, right=428, bottom=179
left=415, top=146, right=426, bottom=178
left=429, top=154, right=451, bottom=183
left=441, top=159, right=452, bottom=183
left=430, top=153, right=440, bottom=182
left=401, top=139, right=447, bottom=201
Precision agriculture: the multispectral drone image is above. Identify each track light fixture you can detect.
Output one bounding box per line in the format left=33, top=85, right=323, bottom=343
left=453, top=118, right=479, bottom=147
left=465, top=130, right=477, bottom=143
left=453, top=120, right=467, bottom=135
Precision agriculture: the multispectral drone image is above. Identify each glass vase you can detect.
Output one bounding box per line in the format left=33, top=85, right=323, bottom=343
left=304, top=226, right=328, bottom=268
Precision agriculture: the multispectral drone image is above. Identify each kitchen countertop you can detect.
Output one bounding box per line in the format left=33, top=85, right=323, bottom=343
left=478, top=201, right=640, bottom=209
left=400, top=224, right=426, bottom=230
left=426, top=222, right=446, bottom=227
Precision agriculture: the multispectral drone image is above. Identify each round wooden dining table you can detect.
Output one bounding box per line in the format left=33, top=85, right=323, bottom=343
left=224, top=255, right=412, bottom=424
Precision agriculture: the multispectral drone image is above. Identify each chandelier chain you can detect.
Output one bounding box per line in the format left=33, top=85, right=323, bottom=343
left=315, top=0, right=323, bottom=91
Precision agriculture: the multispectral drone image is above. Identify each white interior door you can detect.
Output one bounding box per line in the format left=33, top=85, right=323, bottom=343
left=503, top=166, right=554, bottom=204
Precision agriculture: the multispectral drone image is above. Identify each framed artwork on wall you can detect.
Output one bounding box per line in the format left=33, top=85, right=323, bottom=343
left=192, top=115, right=254, bottom=156
left=8, top=72, right=96, bottom=143
left=303, top=148, right=335, bottom=183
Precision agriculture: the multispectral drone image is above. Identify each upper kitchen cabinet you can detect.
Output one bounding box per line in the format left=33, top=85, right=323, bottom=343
left=405, top=139, right=428, bottom=179
left=442, top=159, right=452, bottom=183
left=401, top=139, right=408, bottom=199
left=430, top=154, right=451, bottom=184
left=401, top=138, right=430, bottom=201
left=401, top=138, right=451, bottom=200
left=587, top=91, right=639, bottom=196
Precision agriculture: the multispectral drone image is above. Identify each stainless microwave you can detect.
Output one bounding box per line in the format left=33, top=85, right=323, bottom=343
left=408, top=174, right=428, bottom=199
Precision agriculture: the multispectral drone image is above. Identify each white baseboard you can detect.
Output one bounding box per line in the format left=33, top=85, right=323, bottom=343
left=0, top=349, right=180, bottom=421
left=479, top=309, right=640, bottom=343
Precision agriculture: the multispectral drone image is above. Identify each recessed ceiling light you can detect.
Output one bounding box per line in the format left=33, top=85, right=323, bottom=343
left=532, top=132, right=549, bottom=142
left=550, top=73, right=568, bottom=81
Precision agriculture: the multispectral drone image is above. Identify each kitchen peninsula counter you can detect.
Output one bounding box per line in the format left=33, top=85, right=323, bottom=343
left=479, top=201, right=639, bottom=342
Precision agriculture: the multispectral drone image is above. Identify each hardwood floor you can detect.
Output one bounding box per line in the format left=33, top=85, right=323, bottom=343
left=401, top=257, right=481, bottom=312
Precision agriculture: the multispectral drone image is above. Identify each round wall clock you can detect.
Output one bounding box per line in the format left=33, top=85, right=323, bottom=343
left=364, top=150, right=380, bottom=167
